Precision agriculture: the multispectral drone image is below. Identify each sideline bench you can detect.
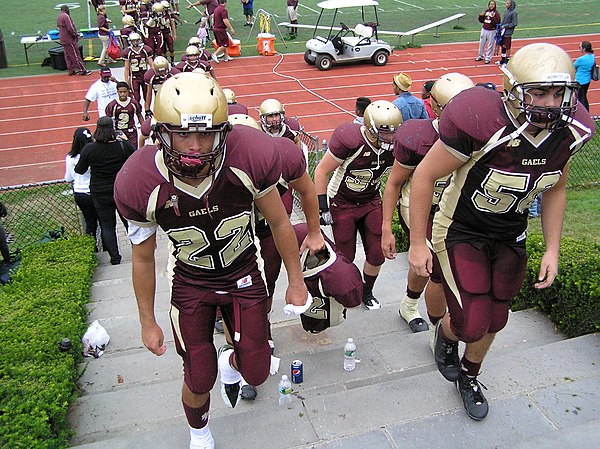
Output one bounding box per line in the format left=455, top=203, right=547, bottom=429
left=280, top=13, right=465, bottom=46
left=20, top=29, right=121, bottom=65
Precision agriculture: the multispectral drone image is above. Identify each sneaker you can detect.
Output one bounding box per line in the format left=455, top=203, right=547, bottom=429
left=223, top=55, right=231, bottom=62
left=362, top=290, right=382, bottom=310
left=399, top=296, right=429, bottom=333
left=211, top=53, right=219, bottom=64
left=484, top=60, right=490, bottom=64
left=474, top=56, right=484, bottom=61
left=80, top=70, right=92, bottom=76
left=455, top=372, right=489, bottom=420
left=433, top=321, right=460, bottom=381
left=240, top=379, right=257, bottom=400
left=218, top=344, right=241, bottom=408
left=189, top=425, right=215, bottom=449
left=214, top=316, right=224, bottom=334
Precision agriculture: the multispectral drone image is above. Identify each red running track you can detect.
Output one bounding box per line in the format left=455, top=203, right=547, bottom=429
left=0, top=33, right=598, bottom=187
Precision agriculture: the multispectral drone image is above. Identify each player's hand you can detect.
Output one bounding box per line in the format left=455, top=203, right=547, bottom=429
left=299, top=232, right=326, bottom=255
left=408, top=242, right=432, bottom=277
left=285, top=282, right=309, bottom=306
left=381, top=229, right=397, bottom=260
left=141, top=321, right=167, bottom=356
left=535, top=251, right=559, bottom=289
left=82, top=113, right=90, bottom=121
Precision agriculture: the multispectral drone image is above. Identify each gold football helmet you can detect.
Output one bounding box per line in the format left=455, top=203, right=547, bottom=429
left=161, top=0, right=170, bottom=9
left=122, top=15, right=135, bottom=27
left=153, top=56, right=169, bottom=75
left=128, top=32, right=142, bottom=47
left=363, top=100, right=403, bottom=150
left=153, top=73, right=231, bottom=179
left=152, top=2, right=164, bottom=13
left=259, top=99, right=285, bottom=132
left=430, top=73, right=475, bottom=117
left=185, top=45, right=200, bottom=63
left=228, top=114, right=261, bottom=130
left=222, top=89, right=236, bottom=104
left=502, top=43, right=578, bottom=130
left=188, top=36, right=201, bottom=47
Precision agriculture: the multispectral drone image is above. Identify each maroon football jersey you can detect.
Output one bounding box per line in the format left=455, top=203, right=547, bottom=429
left=262, top=123, right=298, bottom=142
left=228, top=103, right=249, bottom=115
left=123, top=45, right=153, bottom=78
left=393, top=118, right=449, bottom=210
left=327, top=123, right=395, bottom=205
left=435, top=86, right=594, bottom=244
left=114, top=126, right=283, bottom=311
left=175, top=60, right=211, bottom=73
left=144, top=67, right=180, bottom=93
left=105, top=97, right=141, bottom=132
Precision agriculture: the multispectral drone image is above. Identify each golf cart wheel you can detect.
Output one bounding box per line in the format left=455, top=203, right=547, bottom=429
left=372, top=50, right=389, bottom=67
left=316, top=54, right=333, bottom=71
left=304, top=50, right=315, bottom=65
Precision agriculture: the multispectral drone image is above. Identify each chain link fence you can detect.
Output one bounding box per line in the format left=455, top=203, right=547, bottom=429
left=0, top=181, right=84, bottom=254
left=1, top=120, right=598, bottom=255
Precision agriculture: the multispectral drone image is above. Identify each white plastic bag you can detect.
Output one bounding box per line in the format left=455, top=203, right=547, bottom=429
left=82, top=320, right=110, bottom=358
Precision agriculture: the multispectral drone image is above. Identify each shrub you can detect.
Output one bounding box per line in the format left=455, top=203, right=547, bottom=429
left=0, top=236, right=96, bottom=449
left=512, top=233, right=600, bottom=338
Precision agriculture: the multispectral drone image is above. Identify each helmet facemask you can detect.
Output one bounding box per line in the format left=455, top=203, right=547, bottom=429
left=261, top=113, right=284, bottom=132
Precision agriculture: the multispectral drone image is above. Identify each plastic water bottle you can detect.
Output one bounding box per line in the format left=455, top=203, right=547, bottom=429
left=343, top=338, right=356, bottom=371
left=322, top=139, right=328, bottom=152
left=278, top=375, right=292, bottom=406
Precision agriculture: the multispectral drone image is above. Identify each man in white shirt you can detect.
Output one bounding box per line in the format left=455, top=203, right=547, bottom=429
left=82, top=67, right=118, bottom=121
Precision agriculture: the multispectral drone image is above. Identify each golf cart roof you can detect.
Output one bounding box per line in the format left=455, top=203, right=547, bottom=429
left=316, top=0, right=379, bottom=9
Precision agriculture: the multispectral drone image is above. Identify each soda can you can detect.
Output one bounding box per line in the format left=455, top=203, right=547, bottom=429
left=291, top=359, right=303, bottom=384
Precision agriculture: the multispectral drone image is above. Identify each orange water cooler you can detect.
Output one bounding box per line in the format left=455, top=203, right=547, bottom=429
left=257, top=33, right=276, bottom=56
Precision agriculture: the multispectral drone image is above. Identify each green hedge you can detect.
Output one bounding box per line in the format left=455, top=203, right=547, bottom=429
left=513, top=233, right=600, bottom=338
left=0, top=237, right=96, bottom=449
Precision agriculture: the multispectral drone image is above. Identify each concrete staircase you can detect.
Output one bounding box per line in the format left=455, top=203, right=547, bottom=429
left=68, top=230, right=600, bottom=449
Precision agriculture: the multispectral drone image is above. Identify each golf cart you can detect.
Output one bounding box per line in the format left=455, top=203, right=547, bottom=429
left=304, top=0, right=392, bottom=71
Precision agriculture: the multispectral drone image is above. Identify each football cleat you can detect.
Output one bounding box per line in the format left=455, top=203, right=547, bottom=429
left=456, top=372, right=489, bottom=420
left=434, top=321, right=460, bottom=381
left=362, top=288, right=382, bottom=310
left=214, top=316, right=224, bottom=334
left=240, top=379, right=257, bottom=401
left=399, top=295, right=429, bottom=333
left=218, top=345, right=241, bottom=408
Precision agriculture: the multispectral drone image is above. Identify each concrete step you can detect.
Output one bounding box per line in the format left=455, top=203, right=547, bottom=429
left=69, top=333, right=599, bottom=448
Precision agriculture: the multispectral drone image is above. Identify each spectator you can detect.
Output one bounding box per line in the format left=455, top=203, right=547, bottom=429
left=287, top=0, right=299, bottom=38
left=421, top=81, right=436, bottom=118
left=196, top=13, right=209, bottom=47
left=96, top=5, right=113, bottom=67
left=75, top=116, right=135, bottom=265
left=475, top=1, right=501, bottom=64
left=83, top=68, right=118, bottom=121
left=392, top=73, right=428, bottom=121
left=64, top=128, right=101, bottom=245
left=211, top=0, right=235, bottom=63
left=0, top=202, right=10, bottom=263
left=242, top=0, right=254, bottom=26
left=574, top=41, right=595, bottom=111
left=353, top=97, right=371, bottom=125
left=56, top=5, right=91, bottom=76
left=188, top=0, right=219, bottom=35
left=496, top=0, right=517, bottom=66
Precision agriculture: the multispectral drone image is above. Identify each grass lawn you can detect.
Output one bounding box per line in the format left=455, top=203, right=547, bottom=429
left=528, top=186, right=600, bottom=244
left=1, top=0, right=599, bottom=77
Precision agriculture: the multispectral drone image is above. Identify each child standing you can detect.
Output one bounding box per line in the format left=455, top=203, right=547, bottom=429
left=196, top=13, right=208, bottom=47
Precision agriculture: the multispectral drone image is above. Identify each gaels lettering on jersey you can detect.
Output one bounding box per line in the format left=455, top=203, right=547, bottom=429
left=189, top=205, right=219, bottom=217
left=522, top=158, right=547, bottom=166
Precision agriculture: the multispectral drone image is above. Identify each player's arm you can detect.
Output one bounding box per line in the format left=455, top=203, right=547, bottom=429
left=381, top=162, right=412, bottom=260
left=131, top=231, right=166, bottom=356
left=124, top=59, right=132, bottom=86
left=536, top=164, right=569, bottom=289
left=408, top=139, right=462, bottom=276
left=145, top=84, right=154, bottom=113
left=289, top=172, right=326, bottom=254
left=256, top=188, right=308, bottom=306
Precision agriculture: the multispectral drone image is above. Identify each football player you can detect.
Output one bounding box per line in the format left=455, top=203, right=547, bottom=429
left=105, top=81, right=144, bottom=149
left=143, top=55, right=180, bottom=118
left=114, top=73, right=307, bottom=448
left=157, top=0, right=177, bottom=63
left=176, top=46, right=216, bottom=80
left=314, top=100, right=402, bottom=310
left=408, top=43, right=594, bottom=421
left=381, top=73, right=475, bottom=339
left=223, top=88, right=248, bottom=115
left=258, top=99, right=301, bottom=146
left=122, top=32, right=154, bottom=104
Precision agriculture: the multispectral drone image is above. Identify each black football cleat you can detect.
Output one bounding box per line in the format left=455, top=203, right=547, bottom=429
left=434, top=321, right=460, bottom=381
left=456, top=372, right=489, bottom=420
